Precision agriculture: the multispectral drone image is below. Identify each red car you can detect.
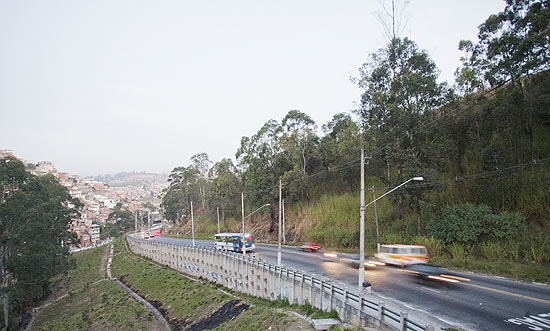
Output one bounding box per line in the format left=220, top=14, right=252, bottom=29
left=300, top=242, right=322, bottom=252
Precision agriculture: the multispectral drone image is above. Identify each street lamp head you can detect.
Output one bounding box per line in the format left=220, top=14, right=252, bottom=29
left=265, top=203, right=271, bottom=206
left=412, top=176, right=424, bottom=181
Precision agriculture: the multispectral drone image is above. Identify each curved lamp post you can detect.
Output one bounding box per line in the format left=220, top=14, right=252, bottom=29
left=359, top=175, right=424, bottom=292
left=241, top=192, right=270, bottom=255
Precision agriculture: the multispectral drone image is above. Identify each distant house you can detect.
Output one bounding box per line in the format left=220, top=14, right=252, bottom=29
left=89, top=224, right=100, bottom=245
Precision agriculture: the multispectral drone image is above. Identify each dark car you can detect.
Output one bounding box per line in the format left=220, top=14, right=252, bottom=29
left=300, top=242, right=322, bottom=252
left=346, top=254, right=385, bottom=269
left=322, top=252, right=385, bottom=268
left=404, top=264, right=470, bottom=283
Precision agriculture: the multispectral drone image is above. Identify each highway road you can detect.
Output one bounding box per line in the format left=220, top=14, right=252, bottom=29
left=148, top=236, right=550, bottom=331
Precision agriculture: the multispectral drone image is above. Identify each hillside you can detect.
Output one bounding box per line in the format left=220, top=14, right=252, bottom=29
left=95, top=172, right=168, bottom=188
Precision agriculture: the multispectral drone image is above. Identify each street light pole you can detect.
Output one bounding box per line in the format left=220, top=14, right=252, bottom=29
left=278, top=179, right=282, bottom=265
left=241, top=193, right=270, bottom=255
left=359, top=149, right=365, bottom=292
left=241, top=192, right=246, bottom=255
left=217, top=206, right=220, bottom=234
left=191, top=201, right=195, bottom=247
left=358, top=176, right=423, bottom=291
left=282, top=198, right=286, bottom=244
left=371, top=185, right=380, bottom=253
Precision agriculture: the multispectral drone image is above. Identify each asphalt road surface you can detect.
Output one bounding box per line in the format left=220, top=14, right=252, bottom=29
left=145, top=236, right=550, bottom=331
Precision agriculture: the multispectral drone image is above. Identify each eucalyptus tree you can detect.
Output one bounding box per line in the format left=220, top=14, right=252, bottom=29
left=477, top=0, right=550, bottom=86
left=318, top=113, right=363, bottom=190
left=0, top=157, right=80, bottom=327
left=190, top=153, right=212, bottom=208
left=354, top=37, right=450, bottom=233
left=236, top=119, right=288, bottom=230
left=279, top=110, right=320, bottom=200
left=161, top=165, right=201, bottom=222
left=208, top=158, right=240, bottom=221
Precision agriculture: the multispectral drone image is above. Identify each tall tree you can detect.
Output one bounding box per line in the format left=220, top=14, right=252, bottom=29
left=354, top=37, right=450, bottom=233
left=236, top=119, right=288, bottom=231
left=190, top=153, right=212, bottom=208
left=208, top=158, right=240, bottom=222
left=0, top=158, right=80, bottom=327
left=0, top=156, right=28, bottom=329
left=319, top=113, right=363, bottom=190
left=161, top=166, right=201, bottom=222
left=279, top=110, right=319, bottom=200
left=477, top=0, right=550, bottom=85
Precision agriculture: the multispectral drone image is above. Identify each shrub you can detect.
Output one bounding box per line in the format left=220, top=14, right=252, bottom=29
left=426, top=203, right=493, bottom=245
left=488, top=211, right=524, bottom=240
left=426, top=203, right=525, bottom=245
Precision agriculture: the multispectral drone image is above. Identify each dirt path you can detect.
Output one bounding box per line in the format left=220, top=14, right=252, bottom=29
left=98, top=243, right=109, bottom=277
left=108, top=243, right=171, bottom=330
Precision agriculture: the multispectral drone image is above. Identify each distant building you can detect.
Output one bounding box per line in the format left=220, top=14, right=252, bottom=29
left=34, top=161, right=56, bottom=175
left=89, top=224, right=100, bottom=245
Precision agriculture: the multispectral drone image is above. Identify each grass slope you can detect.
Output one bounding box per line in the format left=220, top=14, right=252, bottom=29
left=32, top=244, right=163, bottom=330
left=112, top=236, right=357, bottom=330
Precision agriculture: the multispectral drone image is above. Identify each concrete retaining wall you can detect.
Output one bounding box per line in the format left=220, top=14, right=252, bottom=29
left=127, top=236, right=431, bottom=331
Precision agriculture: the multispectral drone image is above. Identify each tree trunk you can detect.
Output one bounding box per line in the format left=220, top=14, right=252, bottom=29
left=221, top=204, right=225, bottom=227
left=416, top=204, right=422, bottom=236
left=1, top=186, right=8, bottom=330
left=1, top=243, right=8, bottom=330
left=397, top=168, right=404, bottom=219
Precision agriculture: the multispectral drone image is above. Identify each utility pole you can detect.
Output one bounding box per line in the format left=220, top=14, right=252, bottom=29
left=191, top=201, right=195, bottom=247
left=1, top=185, right=8, bottom=330
left=241, top=192, right=246, bottom=255
left=278, top=179, right=282, bottom=265
left=359, top=149, right=366, bottom=292
left=135, top=210, right=138, bottom=233
left=282, top=198, right=286, bottom=244
left=147, top=209, right=150, bottom=226
left=371, top=185, right=380, bottom=253
left=217, top=206, right=220, bottom=234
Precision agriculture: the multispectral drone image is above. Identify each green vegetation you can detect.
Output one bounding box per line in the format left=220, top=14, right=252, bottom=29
left=52, top=244, right=109, bottom=292
left=159, top=1, right=550, bottom=282
left=32, top=280, right=157, bottom=331
left=110, top=237, right=316, bottom=329
left=0, top=157, right=82, bottom=329
left=32, top=244, right=161, bottom=330
left=101, top=202, right=136, bottom=239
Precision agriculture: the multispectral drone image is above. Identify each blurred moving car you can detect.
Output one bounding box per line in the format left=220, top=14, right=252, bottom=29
left=322, top=252, right=385, bottom=268
left=300, top=242, right=322, bottom=252
left=403, top=264, right=471, bottom=283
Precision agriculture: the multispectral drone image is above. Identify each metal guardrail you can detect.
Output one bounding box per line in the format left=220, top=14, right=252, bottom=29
left=128, top=237, right=431, bottom=331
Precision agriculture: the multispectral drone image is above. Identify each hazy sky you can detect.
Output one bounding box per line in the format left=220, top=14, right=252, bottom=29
left=1, top=0, right=505, bottom=177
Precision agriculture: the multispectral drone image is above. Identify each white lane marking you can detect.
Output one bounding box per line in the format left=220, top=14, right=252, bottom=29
left=421, top=286, right=441, bottom=294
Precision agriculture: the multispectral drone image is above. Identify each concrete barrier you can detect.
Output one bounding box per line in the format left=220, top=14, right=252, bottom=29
left=127, top=236, right=432, bottom=331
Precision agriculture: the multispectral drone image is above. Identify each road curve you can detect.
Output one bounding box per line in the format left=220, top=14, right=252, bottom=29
left=149, top=236, right=550, bottom=331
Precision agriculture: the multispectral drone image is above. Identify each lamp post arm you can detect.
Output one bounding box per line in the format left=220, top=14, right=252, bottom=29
left=245, top=203, right=270, bottom=219
left=365, top=178, right=413, bottom=209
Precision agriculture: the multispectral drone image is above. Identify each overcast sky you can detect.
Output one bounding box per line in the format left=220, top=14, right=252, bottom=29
left=1, top=0, right=505, bottom=177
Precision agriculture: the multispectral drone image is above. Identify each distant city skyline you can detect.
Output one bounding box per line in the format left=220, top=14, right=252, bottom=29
left=1, top=0, right=505, bottom=177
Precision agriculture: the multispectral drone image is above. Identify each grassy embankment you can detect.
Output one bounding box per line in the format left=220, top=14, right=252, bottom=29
left=173, top=189, right=550, bottom=284
left=32, top=244, right=161, bottom=330
left=110, top=236, right=358, bottom=330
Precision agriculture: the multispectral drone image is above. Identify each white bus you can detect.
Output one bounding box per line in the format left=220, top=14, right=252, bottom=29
left=214, top=233, right=256, bottom=252
left=374, top=244, right=429, bottom=266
